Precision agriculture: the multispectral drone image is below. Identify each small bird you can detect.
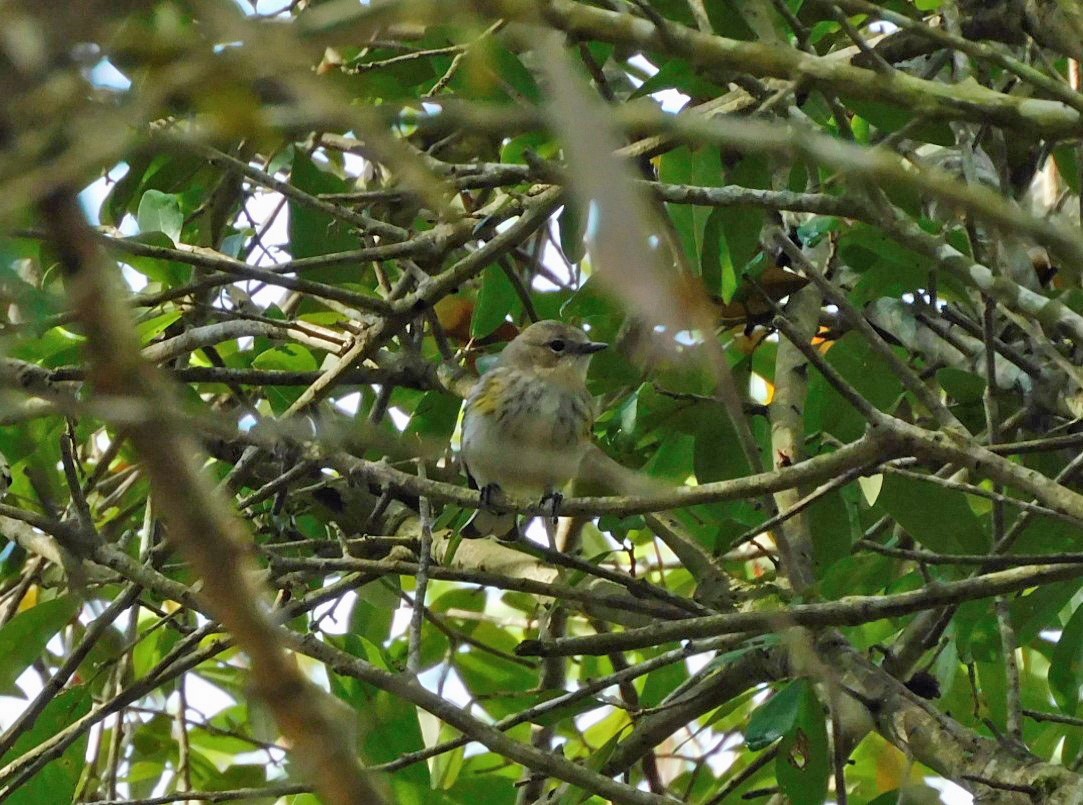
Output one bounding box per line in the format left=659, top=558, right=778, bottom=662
left=460, top=320, right=606, bottom=540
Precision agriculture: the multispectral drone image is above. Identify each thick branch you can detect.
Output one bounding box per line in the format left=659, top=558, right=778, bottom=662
left=483, top=0, right=1083, bottom=135
left=823, top=635, right=1083, bottom=803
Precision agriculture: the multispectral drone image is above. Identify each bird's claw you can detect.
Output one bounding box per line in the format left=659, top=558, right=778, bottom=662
left=540, top=492, right=563, bottom=525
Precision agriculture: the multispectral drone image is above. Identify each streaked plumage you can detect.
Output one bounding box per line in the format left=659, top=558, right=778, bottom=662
left=460, top=320, right=606, bottom=539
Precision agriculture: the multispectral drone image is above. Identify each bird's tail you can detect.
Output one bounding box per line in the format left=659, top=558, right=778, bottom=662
left=461, top=510, right=519, bottom=541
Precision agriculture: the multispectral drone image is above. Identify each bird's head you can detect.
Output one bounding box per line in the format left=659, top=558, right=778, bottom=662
left=499, top=320, right=607, bottom=383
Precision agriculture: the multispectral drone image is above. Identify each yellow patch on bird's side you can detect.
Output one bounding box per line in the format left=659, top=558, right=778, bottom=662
left=471, top=372, right=507, bottom=415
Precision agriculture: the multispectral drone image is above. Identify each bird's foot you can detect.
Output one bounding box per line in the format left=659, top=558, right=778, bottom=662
left=478, top=483, right=503, bottom=511
left=540, top=491, right=563, bottom=525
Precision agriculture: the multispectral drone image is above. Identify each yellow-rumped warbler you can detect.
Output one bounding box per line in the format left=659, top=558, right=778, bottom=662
left=461, top=320, right=607, bottom=540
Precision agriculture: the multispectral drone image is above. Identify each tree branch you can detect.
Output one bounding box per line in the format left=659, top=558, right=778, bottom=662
left=517, top=561, right=1083, bottom=656
left=40, top=189, right=384, bottom=805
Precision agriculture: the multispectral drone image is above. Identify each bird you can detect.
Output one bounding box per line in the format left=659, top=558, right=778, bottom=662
left=460, top=320, right=606, bottom=540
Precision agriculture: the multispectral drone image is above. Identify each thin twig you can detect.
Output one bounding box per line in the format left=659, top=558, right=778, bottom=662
left=996, top=597, right=1023, bottom=742
left=704, top=747, right=779, bottom=805
left=60, top=430, right=94, bottom=533
left=516, top=561, right=1083, bottom=656
left=0, top=584, right=143, bottom=760
left=407, top=462, right=433, bottom=676
left=85, top=783, right=310, bottom=804
left=173, top=676, right=193, bottom=797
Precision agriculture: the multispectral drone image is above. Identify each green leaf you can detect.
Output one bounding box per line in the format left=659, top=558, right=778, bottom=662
left=691, top=401, right=749, bottom=483
left=471, top=265, right=521, bottom=338
left=527, top=694, right=607, bottom=728
left=706, top=0, right=757, bottom=38
left=132, top=615, right=182, bottom=680
left=634, top=0, right=695, bottom=26
left=501, top=131, right=559, bottom=165
left=1011, top=580, right=1079, bottom=647
left=1054, top=146, right=1081, bottom=195
left=251, top=344, right=318, bottom=413
left=807, top=488, right=854, bottom=577
left=348, top=579, right=401, bottom=646
left=487, top=45, right=541, bottom=103
left=404, top=391, right=461, bottom=441
left=206, top=764, right=267, bottom=792
left=128, top=758, right=172, bottom=801
left=558, top=728, right=625, bottom=805
left=659, top=145, right=722, bottom=269
left=288, top=151, right=363, bottom=281
left=937, top=367, right=986, bottom=405
left=808, top=20, right=841, bottom=45
left=877, top=473, right=988, bottom=554
left=746, top=679, right=807, bottom=751
left=843, top=97, right=953, bottom=146
left=0, top=686, right=92, bottom=805
left=955, top=598, right=1004, bottom=663
left=839, top=224, right=931, bottom=302
left=641, top=433, right=695, bottom=481
left=431, top=587, right=486, bottom=618
left=118, top=233, right=193, bottom=286
left=187, top=705, right=262, bottom=755
left=1063, top=729, right=1083, bottom=774
left=445, top=755, right=518, bottom=803
left=327, top=636, right=430, bottom=795
left=137, top=190, right=183, bottom=242
left=699, top=207, right=725, bottom=296
left=805, top=333, right=903, bottom=442
left=631, top=60, right=723, bottom=100
left=0, top=596, right=78, bottom=695
left=639, top=658, right=689, bottom=709
left=430, top=723, right=466, bottom=791
left=456, top=648, right=536, bottom=708
left=100, top=153, right=154, bottom=227
left=1052, top=602, right=1083, bottom=714
left=0, top=240, right=60, bottom=324
left=717, top=155, right=769, bottom=301
left=775, top=680, right=829, bottom=805
left=137, top=311, right=183, bottom=343
left=252, top=344, right=318, bottom=372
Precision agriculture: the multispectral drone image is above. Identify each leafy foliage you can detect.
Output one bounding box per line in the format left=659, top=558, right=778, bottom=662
left=0, top=0, right=1082, bottom=803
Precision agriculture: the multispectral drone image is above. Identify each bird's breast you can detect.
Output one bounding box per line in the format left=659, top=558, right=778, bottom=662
left=488, top=374, right=591, bottom=444
left=462, top=371, right=593, bottom=493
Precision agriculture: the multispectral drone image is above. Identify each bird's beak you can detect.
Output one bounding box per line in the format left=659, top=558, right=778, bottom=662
left=577, top=341, right=608, bottom=355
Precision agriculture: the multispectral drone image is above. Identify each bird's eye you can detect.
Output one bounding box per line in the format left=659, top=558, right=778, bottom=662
left=548, top=339, right=566, bottom=353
